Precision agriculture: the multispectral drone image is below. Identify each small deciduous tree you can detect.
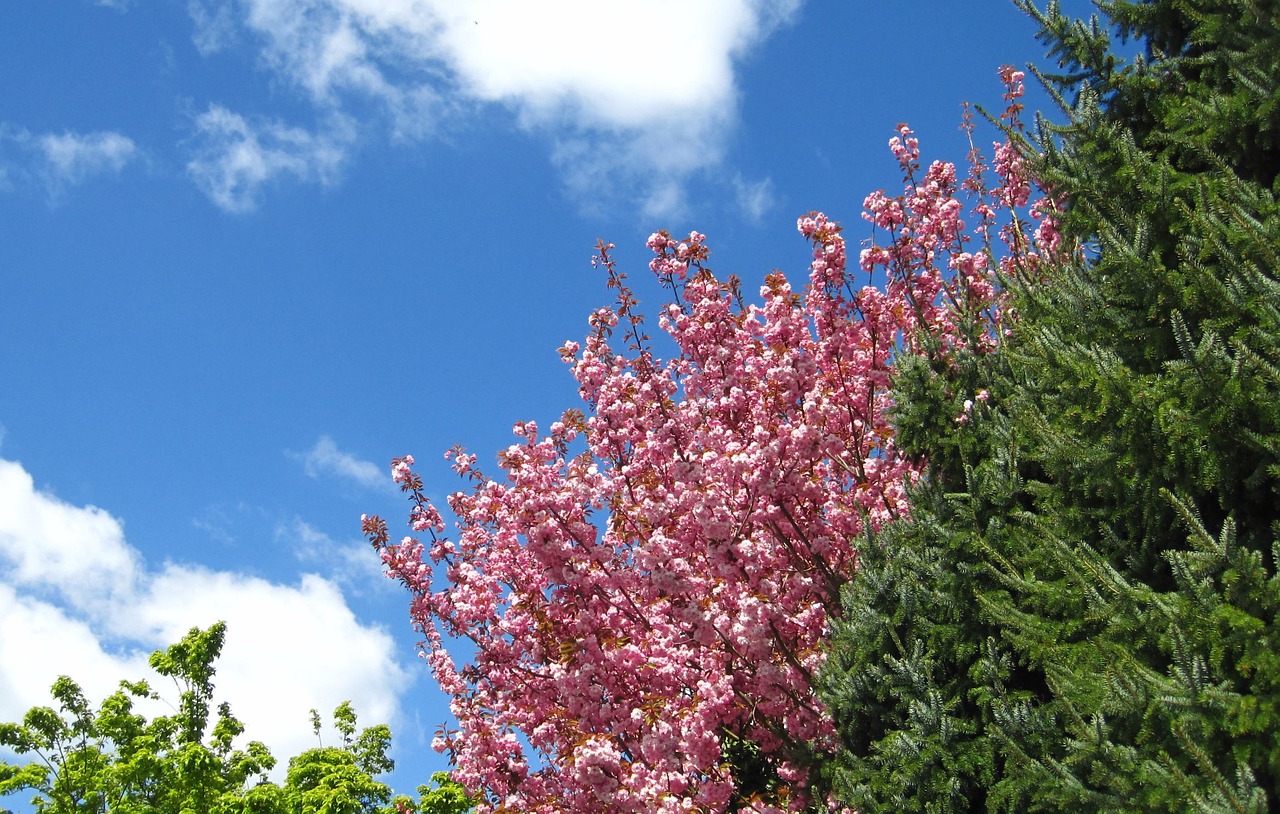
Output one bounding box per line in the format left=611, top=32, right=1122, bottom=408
left=0, top=622, right=275, bottom=814
left=0, top=624, right=465, bottom=814
left=364, top=70, right=1059, bottom=813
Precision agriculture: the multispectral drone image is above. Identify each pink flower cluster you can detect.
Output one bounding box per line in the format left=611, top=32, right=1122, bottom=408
left=364, top=69, right=1067, bottom=813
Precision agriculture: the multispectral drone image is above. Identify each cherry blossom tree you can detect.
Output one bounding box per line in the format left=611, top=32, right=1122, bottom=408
left=365, top=70, right=1062, bottom=813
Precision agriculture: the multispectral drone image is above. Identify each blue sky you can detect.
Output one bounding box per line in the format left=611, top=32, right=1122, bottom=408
left=0, top=0, right=1086, bottom=798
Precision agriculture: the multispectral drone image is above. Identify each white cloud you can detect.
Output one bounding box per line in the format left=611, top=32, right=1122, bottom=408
left=193, top=0, right=802, bottom=214
left=0, top=460, right=140, bottom=612
left=0, top=456, right=411, bottom=772
left=186, top=105, right=351, bottom=213
left=0, top=585, right=152, bottom=713
left=294, top=435, right=386, bottom=490
left=135, top=564, right=407, bottom=751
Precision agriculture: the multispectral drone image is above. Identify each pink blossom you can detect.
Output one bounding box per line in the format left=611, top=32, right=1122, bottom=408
left=365, top=72, right=1068, bottom=812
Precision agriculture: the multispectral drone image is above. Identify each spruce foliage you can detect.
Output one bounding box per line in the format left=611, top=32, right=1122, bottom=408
left=818, top=1, right=1280, bottom=810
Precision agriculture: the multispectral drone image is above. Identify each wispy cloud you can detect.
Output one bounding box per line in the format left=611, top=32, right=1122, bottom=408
left=185, top=105, right=350, bottom=213
left=293, top=435, right=386, bottom=490
left=190, top=501, right=263, bottom=547
left=0, top=457, right=411, bottom=767
left=40, top=131, right=138, bottom=188
left=279, top=517, right=387, bottom=594
left=731, top=173, right=776, bottom=223
left=190, top=0, right=802, bottom=215
left=188, top=0, right=239, bottom=55
left=1, top=125, right=138, bottom=199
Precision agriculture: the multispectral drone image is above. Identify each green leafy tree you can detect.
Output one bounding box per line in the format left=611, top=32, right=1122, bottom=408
left=818, top=0, right=1280, bottom=811
left=0, top=622, right=275, bottom=813
left=279, top=703, right=394, bottom=814
left=392, top=773, right=472, bottom=814
left=0, top=624, right=473, bottom=814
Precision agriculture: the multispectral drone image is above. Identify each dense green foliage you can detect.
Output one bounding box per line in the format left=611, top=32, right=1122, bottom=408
left=818, top=0, right=1280, bottom=810
left=0, top=624, right=472, bottom=814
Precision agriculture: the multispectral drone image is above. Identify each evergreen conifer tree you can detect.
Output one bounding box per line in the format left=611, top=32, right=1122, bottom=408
left=818, top=1, right=1280, bottom=810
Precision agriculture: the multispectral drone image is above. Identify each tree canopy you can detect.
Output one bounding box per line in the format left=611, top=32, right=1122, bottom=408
left=11, top=1, right=1275, bottom=812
